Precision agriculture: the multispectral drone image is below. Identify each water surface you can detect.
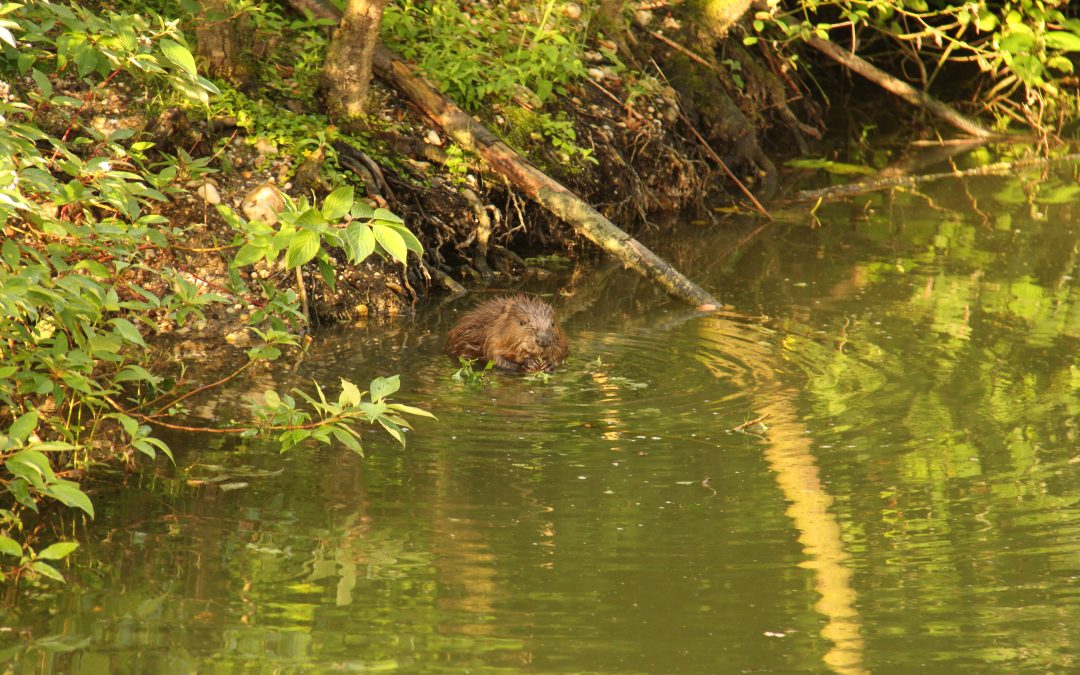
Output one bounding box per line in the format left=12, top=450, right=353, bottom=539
left=4, top=153, right=1080, bottom=673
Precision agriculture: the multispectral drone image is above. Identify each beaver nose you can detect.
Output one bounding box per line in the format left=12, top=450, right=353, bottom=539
left=537, top=331, right=553, bottom=347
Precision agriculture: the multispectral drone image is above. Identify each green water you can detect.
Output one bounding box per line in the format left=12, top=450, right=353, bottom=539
left=5, top=158, right=1080, bottom=673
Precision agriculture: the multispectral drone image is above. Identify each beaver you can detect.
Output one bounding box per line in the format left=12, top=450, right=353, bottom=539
left=445, top=295, right=569, bottom=373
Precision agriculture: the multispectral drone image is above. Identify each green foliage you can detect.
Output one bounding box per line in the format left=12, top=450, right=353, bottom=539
left=0, top=1, right=431, bottom=583
left=2, top=0, right=218, bottom=106
left=253, top=375, right=436, bottom=454
left=224, top=186, right=422, bottom=288
left=384, top=0, right=587, bottom=109
left=383, top=0, right=594, bottom=162
left=451, top=357, right=494, bottom=386
left=752, top=1, right=1080, bottom=132
left=502, top=107, right=597, bottom=166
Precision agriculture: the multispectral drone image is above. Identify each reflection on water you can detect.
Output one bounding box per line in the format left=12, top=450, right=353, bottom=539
left=5, top=156, right=1080, bottom=673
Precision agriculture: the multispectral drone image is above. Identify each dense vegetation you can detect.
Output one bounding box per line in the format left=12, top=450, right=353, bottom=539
left=3, top=0, right=1080, bottom=585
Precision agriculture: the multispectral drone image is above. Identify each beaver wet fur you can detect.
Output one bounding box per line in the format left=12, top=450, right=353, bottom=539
left=446, top=295, right=569, bottom=372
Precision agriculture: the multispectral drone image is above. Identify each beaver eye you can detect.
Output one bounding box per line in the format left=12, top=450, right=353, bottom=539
left=519, top=319, right=527, bottom=326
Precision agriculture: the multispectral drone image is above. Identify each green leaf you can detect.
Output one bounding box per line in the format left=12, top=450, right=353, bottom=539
left=321, top=186, right=354, bottom=221
left=344, top=222, right=376, bottom=262
left=384, top=222, right=423, bottom=255
left=8, top=410, right=38, bottom=443
left=263, top=390, right=282, bottom=408
left=370, top=375, right=400, bottom=402
left=339, top=379, right=363, bottom=407
left=0, top=535, right=22, bottom=558
left=115, top=364, right=161, bottom=384
left=373, top=223, right=408, bottom=264
left=31, top=68, right=52, bottom=98
left=372, top=208, right=404, bottom=224
left=377, top=417, right=406, bottom=445
left=36, top=541, right=79, bottom=561
left=7, top=450, right=55, bottom=488
left=234, top=241, right=272, bottom=267
left=350, top=201, right=376, bottom=220
left=332, top=427, right=364, bottom=455
left=45, top=482, right=95, bottom=518
left=1045, top=30, right=1080, bottom=52
left=31, top=561, right=65, bottom=582
left=294, top=207, right=327, bottom=229
left=1047, top=55, right=1074, bottom=74
left=388, top=403, right=437, bottom=419
left=159, top=38, right=198, bottom=76
left=109, top=318, right=147, bottom=347
left=285, top=229, right=321, bottom=269
left=8, top=478, right=36, bottom=511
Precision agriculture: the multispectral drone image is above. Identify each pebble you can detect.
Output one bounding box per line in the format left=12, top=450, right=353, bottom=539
left=196, top=181, right=220, bottom=205
left=241, top=182, right=286, bottom=225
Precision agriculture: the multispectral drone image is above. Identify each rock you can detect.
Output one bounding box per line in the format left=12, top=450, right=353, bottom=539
left=241, top=182, right=286, bottom=225
left=196, top=181, right=221, bottom=205
left=634, top=10, right=653, bottom=27
left=424, top=129, right=442, bottom=146
left=562, top=2, right=581, bottom=20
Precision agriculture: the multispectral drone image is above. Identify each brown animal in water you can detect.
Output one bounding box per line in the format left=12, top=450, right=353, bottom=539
left=446, top=295, right=569, bottom=372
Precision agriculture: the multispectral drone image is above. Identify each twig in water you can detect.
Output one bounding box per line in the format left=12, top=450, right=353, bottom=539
left=732, top=413, right=771, bottom=433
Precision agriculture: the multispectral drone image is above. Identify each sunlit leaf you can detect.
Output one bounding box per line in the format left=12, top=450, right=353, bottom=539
left=159, top=38, right=198, bottom=76
left=387, top=403, right=437, bottom=419
left=339, top=379, right=363, bottom=407
left=383, top=222, right=423, bottom=255
left=0, top=535, right=22, bottom=558
left=45, top=482, right=95, bottom=518
left=344, top=221, right=376, bottom=262
left=31, top=561, right=65, bottom=582
left=373, top=223, right=408, bottom=264
left=285, top=229, right=321, bottom=269
left=372, top=207, right=404, bottom=224
left=36, top=541, right=79, bottom=561
left=370, top=375, right=400, bottom=402
left=109, top=317, right=146, bottom=346
left=332, top=427, right=364, bottom=455
left=322, top=186, right=354, bottom=221
left=8, top=410, right=38, bottom=443
left=1045, top=31, right=1080, bottom=52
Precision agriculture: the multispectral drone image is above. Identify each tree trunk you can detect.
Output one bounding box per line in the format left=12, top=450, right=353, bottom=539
left=195, top=0, right=254, bottom=86
left=322, top=0, right=387, bottom=123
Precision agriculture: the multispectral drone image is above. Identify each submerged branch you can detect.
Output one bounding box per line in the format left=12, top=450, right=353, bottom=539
left=794, top=152, right=1080, bottom=202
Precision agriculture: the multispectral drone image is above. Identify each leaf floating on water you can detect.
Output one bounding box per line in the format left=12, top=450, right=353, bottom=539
left=218, top=482, right=249, bottom=492
left=785, top=157, right=875, bottom=176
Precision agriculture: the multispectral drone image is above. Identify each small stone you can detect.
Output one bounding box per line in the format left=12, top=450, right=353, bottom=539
left=634, top=10, right=653, bottom=27
left=241, top=182, right=286, bottom=225
left=562, top=2, right=581, bottom=20
left=424, top=129, right=442, bottom=146
left=225, top=330, right=252, bottom=347
left=253, top=138, right=278, bottom=157
left=196, top=181, right=220, bottom=205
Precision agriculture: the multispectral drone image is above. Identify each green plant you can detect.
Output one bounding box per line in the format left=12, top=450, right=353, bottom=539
left=750, top=0, right=1080, bottom=133
left=451, top=357, right=494, bottom=385
left=382, top=0, right=595, bottom=160
left=254, top=375, right=434, bottom=454
left=0, top=1, right=432, bottom=584
left=224, top=185, right=422, bottom=286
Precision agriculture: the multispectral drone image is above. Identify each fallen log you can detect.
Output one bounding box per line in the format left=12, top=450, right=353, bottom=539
left=289, top=0, right=721, bottom=310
